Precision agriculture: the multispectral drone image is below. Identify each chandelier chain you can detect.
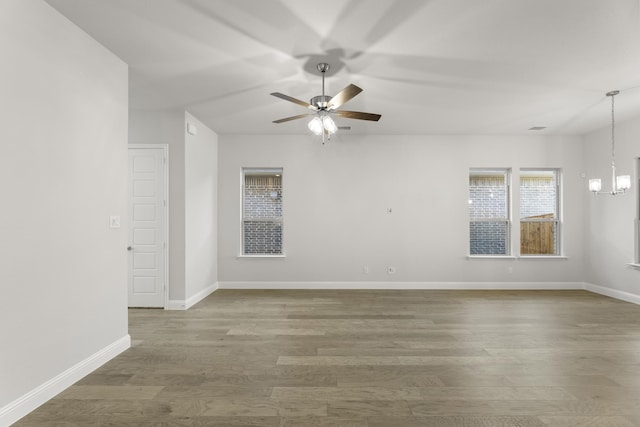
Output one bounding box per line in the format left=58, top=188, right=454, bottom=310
left=611, top=92, right=615, bottom=162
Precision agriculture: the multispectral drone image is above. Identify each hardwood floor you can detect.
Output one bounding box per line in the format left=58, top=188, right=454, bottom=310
left=15, top=289, right=640, bottom=426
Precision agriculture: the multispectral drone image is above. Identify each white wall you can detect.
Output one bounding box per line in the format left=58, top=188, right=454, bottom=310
left=129, top=110, right=218, bottom=306
left=583, top=115, right=640, bottom=299
left=0, top=0, right=129, bottom=422
left=218, top=133, right=586, bottom=287
left=185, top=112, right=218, bottom=301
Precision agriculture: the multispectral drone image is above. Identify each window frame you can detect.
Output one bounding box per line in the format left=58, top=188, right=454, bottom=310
left=519, top=168, right=561, bottom=257
left=635, top=158, right=640, bottom=266
left=240, top=167, right=284, bottom=257
left=468, top=168, right=512, bottom=257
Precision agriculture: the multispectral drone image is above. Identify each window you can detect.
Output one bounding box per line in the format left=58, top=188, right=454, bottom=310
left=242, top=168, right=283, bottom=255
left=469, top=169, right=510, bottom=255
left=519, top=169, right=560, bottom=255
left=636, top=158, right=640, bottom=265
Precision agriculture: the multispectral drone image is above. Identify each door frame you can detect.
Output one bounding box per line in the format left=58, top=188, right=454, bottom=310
left=128, top=144, right=169, bottom=309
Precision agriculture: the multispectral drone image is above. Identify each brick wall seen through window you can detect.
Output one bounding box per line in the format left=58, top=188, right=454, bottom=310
left=469, top=169, right=510, bottom=255
left=242, top=169, right=283, bottom=255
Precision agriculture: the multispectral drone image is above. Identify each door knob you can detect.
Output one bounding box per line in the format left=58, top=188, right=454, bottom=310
left=127, top=246, right=132, bottom=251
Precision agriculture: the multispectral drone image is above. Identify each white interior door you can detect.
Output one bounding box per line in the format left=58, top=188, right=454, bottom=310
left=128, top=146, right=167, bottom=308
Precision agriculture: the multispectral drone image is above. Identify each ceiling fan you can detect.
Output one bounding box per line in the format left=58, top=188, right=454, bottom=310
left=271, top=63, right=381, bottom=142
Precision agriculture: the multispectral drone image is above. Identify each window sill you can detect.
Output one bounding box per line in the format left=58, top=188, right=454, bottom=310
left=467, top=255, right=569, bottom=260
left=467, top=255, right=516, bottom=260
left=518, top=256, right=568, bottom=260
left=237, top=254, right=286, bottom=259
left=627, top=263, right=640, bottom=270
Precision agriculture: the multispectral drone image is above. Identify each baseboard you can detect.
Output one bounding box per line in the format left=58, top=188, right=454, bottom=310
left=0, top=335, right=131, bottom=427
left=185, top=282, right=218, bottom=309
left=584, top=282, right=640, bottom=305
left=217, top=281, right=584, bottom=290
left=166, top=299, right=186, bottom=310
left=167, top=282, right=218, bottom=310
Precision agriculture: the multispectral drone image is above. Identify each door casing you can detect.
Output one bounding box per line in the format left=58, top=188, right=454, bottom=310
left=128, top=144, right=169, bottom=308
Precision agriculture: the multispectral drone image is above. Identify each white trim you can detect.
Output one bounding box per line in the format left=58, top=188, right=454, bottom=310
left=519, top=167, right=562, bottom=256
left=0, top=335, right=130, bottom=426
left=128, top=144, right=169, bottom=309
left=185, top=282, right=218, bottom=309
left=167, top=282, right=218, bottom=310
left=467, top=256, right=517, bottom=260
left=584, top=282, right=640, bottom=305
left=632, top=157, right=640, bottom=267
left=218, top=281, right=584, bottom=290
left=237, top=254, right=286, bottom=259
left=166, top=300, right=186, bottom=310
left=469, top=168, right=512, bottom=257
left=241, top=167, right=284, bottom=257
left=467, top=256, right=569, bottom=260
left=518, top=256, right=569, bottom=260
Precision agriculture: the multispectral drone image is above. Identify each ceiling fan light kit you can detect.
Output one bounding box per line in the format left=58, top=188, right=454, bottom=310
left=307, top=116, right=323, bottom=135
left=588, top=90, right=631, bottom=196
left=322, top=115, right=338, bottom=134
left=271, top=62, right=381, bottom=143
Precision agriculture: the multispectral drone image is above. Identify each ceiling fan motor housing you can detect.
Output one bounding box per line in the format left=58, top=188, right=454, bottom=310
left=310, top=95, right=331, bottom=110
left=317, top=63, right=330, bottom=73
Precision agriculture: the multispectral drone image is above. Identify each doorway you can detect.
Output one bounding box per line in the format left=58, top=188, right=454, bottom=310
left=128, top=145, right=168, bottom=308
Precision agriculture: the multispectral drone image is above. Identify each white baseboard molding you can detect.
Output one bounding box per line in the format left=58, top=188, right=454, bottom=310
left=185, top=282, right=218, bottom=309
left=584, top=282, right=640, bottom=305
left=167, top=299, right=186, bottom=310
left=0, top=335, right=131, bottom=427
left=218, top=281, right=584, bottom=290
left=167, top=282, right=218, bottom=310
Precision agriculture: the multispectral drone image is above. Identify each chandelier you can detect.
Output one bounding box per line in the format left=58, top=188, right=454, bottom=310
left=588, top=90, right=631, bottom=195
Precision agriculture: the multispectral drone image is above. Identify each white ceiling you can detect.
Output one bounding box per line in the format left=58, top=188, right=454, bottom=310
left=45, top=0, right=640, bottom=136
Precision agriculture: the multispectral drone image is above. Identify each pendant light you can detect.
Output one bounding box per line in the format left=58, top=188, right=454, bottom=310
left=588, top=90, right=631, bottom=195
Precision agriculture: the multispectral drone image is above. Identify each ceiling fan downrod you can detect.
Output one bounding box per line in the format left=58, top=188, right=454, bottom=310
left=311, top=63, right=331, bottom=110
left=318, top=62, right=329, bottom=97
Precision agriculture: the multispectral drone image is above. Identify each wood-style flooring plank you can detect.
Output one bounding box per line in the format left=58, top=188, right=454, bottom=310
left=537, top=415, right=637, bottom=426
left=14, top=289, right=640, bottom=426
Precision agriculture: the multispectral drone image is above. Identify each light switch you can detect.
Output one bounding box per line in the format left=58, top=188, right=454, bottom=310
left=109, top=216, right=121, bottom=228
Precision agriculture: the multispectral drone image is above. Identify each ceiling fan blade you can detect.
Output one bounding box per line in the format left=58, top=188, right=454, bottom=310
left=334, top=110, right=381, bottom=121
left=327, top=84, right=363, bottom=110
left=272, top=113, right=313, bottom=123
left=270, top=92, right=316, bottom=110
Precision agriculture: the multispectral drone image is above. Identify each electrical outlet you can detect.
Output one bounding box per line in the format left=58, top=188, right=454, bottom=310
left=362, top=266, right=370, bottom=274
left=387, top=266, right=396, bottom=274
